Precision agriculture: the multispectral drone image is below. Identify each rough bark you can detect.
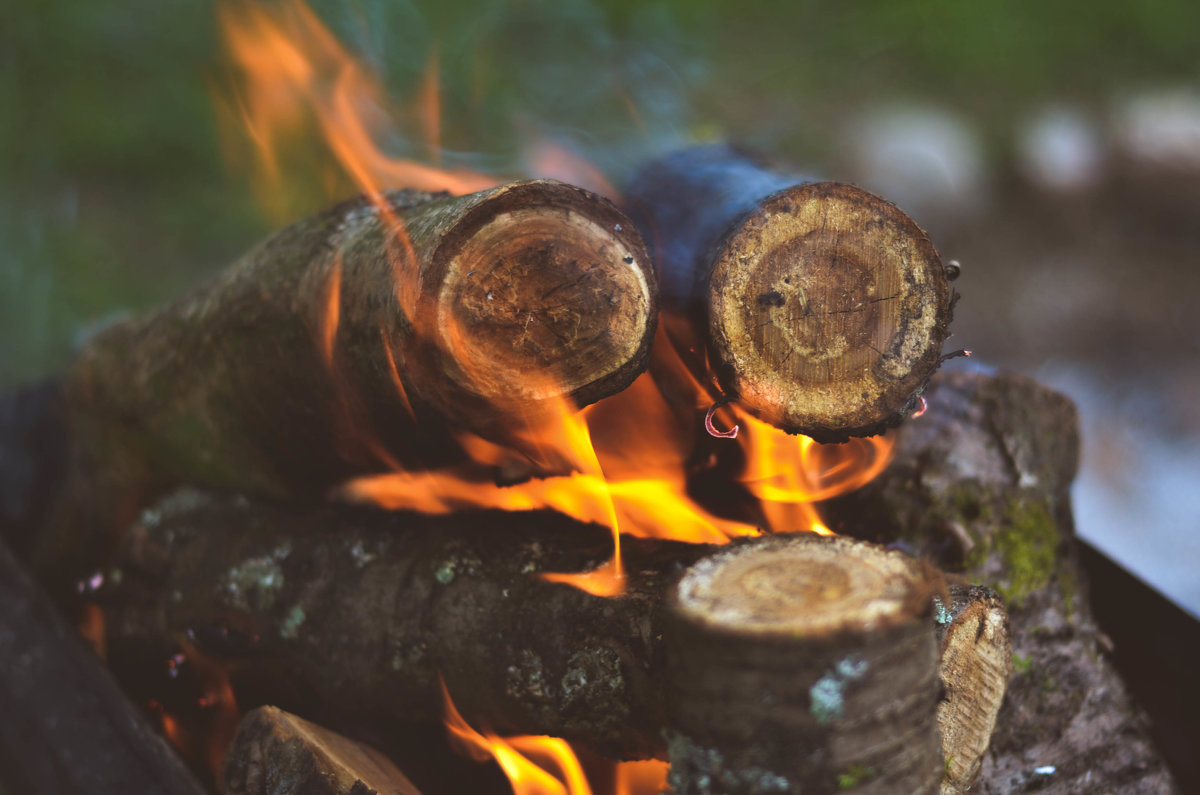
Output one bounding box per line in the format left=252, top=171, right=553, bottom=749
left=0, top=538, right=207, bottom=795
left=36, top=179, right=656, bottom=597
left=664, top=536, right=944, bottom=795
left=103, top=492, right=705, bottom=761
left=222, top=706, right=423, bottom=795
left=822, top=369, right=1177, bottom=794
left=100, top=494, right=949, bottom=781
left=626, top=145, right=954, bottom=441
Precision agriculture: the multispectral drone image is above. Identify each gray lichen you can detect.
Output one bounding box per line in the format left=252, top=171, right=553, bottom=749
left=666, top=732, right=791, bottom=794
left=505, top=650, right=550, bottom=703
left=224, top=540, right=292, bottom=611
left=810, top=654, right=868, bottom=725
left=279, top=605, right=306, bottom=639
left=434, top=560, right=457, bottom=585
left=932, top=596, right=953, bottom=625
left=348, top=539, right=377, bottom=568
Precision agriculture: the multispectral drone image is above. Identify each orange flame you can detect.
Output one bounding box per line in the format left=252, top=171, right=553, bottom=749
left=442, top=680, right=594, bottom=795
left=340, top=324, right=893, bottom=592
left=215, top=3, right=897, bottom=794
left=615, top=760, right=670, bottom=795
left=220, top=0, right=894, bottom=584
left=442, top=679, right=671, bottom=795
left=218, top=0, right=496, bottom=221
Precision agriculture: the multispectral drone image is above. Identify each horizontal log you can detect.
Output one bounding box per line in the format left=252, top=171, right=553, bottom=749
left=35, top=179, right=656, bottom=597
left=626, top=145, right=954, bottom=442
left=100, top=493, right=947, bottom=784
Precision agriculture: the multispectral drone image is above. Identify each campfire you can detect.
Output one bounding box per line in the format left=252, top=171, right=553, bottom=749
left=0, top=2, right=1179, bottom=794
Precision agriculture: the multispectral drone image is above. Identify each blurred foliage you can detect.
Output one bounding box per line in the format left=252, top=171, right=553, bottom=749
left=2, top=0, right=1199, bottom=386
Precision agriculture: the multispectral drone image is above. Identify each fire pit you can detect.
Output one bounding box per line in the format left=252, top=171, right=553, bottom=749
left=0, top=3, right=1184, bottom=794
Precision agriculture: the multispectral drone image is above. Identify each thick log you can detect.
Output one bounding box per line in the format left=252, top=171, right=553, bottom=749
left=0, top=538, right=206, bottom=795
left=100, top=493, right=945, bottom=778
left=222, top=706, right=423, bottom=795
left=822, top=369, right=1178, bottom=793
left=103, top=493, right=701, bottom=761
left=626, top=145, right=954, bottom=441
left=36, top=179, right=656, bottom=595
left=664, top=536, right=943, bottom=795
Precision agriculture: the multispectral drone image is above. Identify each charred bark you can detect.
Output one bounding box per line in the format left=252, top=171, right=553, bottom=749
left=100, top=494, right=951, bottom=782
left=0, top=538, right=206, bottom=795
left=823, top=369, right=1177, bottom=794
left=626, top=145, right=953, bottom=442
left=36, top=180, right=656, bottom=597
left=103, top=493, right=702, bottom=761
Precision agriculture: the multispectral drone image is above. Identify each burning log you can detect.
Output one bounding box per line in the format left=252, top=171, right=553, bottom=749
left=222, top=706, right=422, bottom=795
left=0, top=538, right=206, bottom=795
left=100, top=492, right=949, bottom=781
left=664, top=537, right=944, bottom=794
left=36, top=179, right=656, bottom=593
left=823, top=370, right=1178, bottom=793
left=626, top=145, right=954, bottom=442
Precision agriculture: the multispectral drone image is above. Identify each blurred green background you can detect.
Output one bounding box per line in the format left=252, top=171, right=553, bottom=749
left=4, top=0, right=1199, bottom=384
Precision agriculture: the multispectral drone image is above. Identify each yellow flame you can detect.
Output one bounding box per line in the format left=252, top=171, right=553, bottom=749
left=218, top=0, right=496, bottom=222
left=221, top=0, right=894, bottom=596
left=441, top=680, right=594, bottom=795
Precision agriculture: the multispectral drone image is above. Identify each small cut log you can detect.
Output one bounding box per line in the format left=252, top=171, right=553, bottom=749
left=664, top=535, right=944, bottom=795
left=222, top=705, right=423, bottom=795
left=626, top=145, right=954, bottom=442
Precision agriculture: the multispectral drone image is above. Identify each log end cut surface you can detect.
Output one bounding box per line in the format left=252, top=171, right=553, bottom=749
left=675, top=533, right=933, bottom=638
left=433, top=180, right=655, bottom=409
left=666, top=534, right=944, bottom=795
left=223, top=706, right=423, bottom=795
left=708, top=182, right=950, bottom=441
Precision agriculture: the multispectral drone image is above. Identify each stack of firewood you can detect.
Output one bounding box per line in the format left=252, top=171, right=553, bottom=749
left=0, top=146, right=1176, bottom=794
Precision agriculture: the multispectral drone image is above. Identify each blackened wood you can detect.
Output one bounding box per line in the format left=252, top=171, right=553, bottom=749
left=102, top=494, right=950, bottom=776
left=664, top=535, right=943, bottom=795
left=36, top=180, right=656, bottom=599
left=103, top=492, right=706, bottom=760
left=822, top=370, right=1177, bottom=794
left=222, top=706, right=422, bottom=795
left=0, top=539, right=206, bottom=795
left=0, top=379, right=66, bottom=555
left=626, top=145, right=953, bottom=442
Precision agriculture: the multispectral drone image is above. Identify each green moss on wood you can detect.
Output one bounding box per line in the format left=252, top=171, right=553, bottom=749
left=966, top=498, right=1058, bottom=607
left=836, top=764, right=876, bottom=789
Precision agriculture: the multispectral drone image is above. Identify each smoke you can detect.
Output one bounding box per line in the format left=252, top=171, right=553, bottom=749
left=299, top=0, right=711, bottom=183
